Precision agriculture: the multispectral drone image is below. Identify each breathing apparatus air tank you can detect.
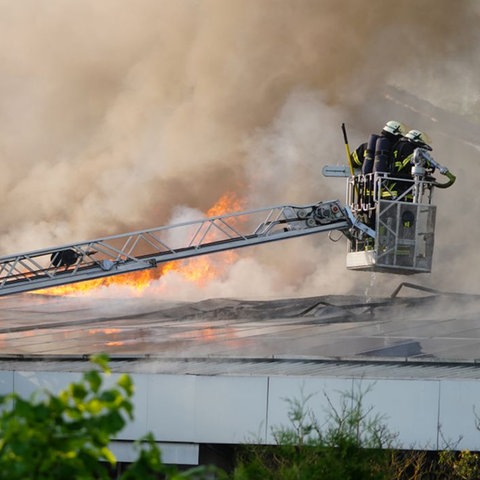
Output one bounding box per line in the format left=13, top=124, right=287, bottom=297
left=361, top=134, right=379, bottom=175
left=373, top=136, right=392, bottom=174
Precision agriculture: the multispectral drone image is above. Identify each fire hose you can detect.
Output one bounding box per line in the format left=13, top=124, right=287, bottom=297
left=412, top=148, right=456, bottom=189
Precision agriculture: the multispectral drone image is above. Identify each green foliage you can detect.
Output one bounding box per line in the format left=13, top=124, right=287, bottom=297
left=232, top=384, right=395, bottom=480
left=232, top=384, right=480, bottom=480
left=439, top=450, right=480, bottom=480
left=0, top=354, right=218, bottom=480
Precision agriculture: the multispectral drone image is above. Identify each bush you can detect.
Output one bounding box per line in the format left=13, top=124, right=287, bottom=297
left=232, top=384, right=395, bottom=480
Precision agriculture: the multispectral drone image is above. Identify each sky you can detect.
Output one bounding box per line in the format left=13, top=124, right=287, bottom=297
left=0, top=0, right=479, bottom=299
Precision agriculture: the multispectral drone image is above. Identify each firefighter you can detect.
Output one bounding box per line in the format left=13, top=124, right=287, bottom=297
left=350, top=142, right=366, bottom=173
left=371, top=120, right=408, bottom=174
left=389, top=129, right=432, bottom=201
left=358, top=120, right=407, bottom=220
left=349, top=120, right=407, bottom=175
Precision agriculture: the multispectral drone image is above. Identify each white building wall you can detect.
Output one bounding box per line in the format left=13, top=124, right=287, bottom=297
left=2, top=370, right=480, bottom=453
left=438, top=380, right=480, bottom=451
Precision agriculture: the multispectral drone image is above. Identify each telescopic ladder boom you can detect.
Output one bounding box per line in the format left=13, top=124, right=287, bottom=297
left=0, top=200, right=349, bottom=296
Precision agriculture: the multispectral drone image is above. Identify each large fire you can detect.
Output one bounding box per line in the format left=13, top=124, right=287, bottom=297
left=36, top=192, right=245, bottom=297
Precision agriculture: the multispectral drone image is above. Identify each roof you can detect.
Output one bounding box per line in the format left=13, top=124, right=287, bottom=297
left=1, top=286, right=480, bottom=378
left=1, top=355, right=480, bottom=381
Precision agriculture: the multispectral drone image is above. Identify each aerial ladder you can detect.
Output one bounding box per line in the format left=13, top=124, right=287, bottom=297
left=0, top=135, right=455, bottom=297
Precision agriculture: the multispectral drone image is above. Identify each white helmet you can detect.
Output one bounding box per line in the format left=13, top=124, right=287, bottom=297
left=405, top=129, right=432, bottom=150
left=383, top=120, right=407, bottom=137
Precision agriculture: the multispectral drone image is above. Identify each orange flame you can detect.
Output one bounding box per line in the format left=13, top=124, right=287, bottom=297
left=36, top=192, right=245, bottom=296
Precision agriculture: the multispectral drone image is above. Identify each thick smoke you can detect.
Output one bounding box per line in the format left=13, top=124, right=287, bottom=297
left=0, top=0, right=478, bottom=299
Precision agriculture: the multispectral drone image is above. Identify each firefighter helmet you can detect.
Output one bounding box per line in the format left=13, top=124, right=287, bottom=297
left=382, top=120, right=407, bottom=137
left=405, top=129, right=432, bottom=150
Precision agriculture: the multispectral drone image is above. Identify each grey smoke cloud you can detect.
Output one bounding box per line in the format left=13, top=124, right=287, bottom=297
left=0, top=0, right=478, bottom=298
